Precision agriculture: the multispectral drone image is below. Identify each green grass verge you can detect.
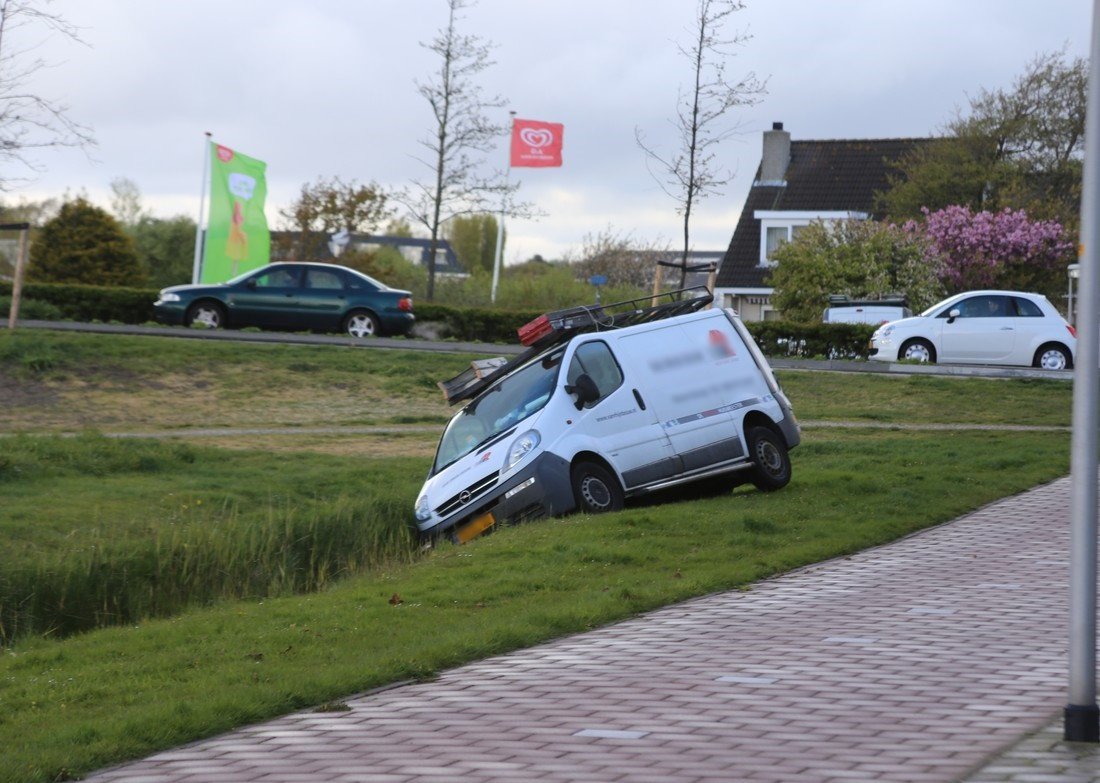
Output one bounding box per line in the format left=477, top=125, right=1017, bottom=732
left=1, top=428, right=1069, bottom=783
left=776, top=369, right=1072, bottom=427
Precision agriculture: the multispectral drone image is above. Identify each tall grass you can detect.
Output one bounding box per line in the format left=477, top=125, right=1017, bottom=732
left=0, top=435, right=418, bottom=644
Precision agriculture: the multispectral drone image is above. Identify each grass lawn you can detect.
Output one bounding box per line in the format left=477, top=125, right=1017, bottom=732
left=0, top=327, right=1077, bottom=782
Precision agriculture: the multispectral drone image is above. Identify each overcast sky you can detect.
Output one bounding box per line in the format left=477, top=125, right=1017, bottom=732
left=12, top=0, right=1095, bottom=265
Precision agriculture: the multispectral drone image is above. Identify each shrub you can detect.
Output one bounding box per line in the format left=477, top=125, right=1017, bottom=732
left=745, top=320, right=877, bottom=360
left=29, top=198, right=147, bottom=287
left=0, top=295, right=64, bottom=321
left=416, top=302, right=540, bottom=343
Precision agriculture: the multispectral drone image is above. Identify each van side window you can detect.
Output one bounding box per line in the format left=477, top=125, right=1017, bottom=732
left=566, top=341, right=623, bottom=405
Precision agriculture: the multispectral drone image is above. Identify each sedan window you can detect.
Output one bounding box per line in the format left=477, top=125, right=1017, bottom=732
left=251, top=268, right=301, bottom=288
left=305, top=269, right=345, bottom=290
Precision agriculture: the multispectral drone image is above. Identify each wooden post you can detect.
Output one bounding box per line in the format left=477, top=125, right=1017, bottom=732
left=7, top=226, right=29, bottom=330
left=706, top=265, right=717, bottom=309
left=651, top=263, right=664, bottom=308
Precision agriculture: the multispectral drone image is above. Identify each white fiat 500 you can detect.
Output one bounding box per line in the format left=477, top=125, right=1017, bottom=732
left=869, top=290, right=1076, bottom=370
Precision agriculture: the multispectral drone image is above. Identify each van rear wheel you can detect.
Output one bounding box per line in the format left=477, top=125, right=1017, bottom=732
left=747, top=426, right=791, bottom=492
left=571, top=461, right=624, bottom=514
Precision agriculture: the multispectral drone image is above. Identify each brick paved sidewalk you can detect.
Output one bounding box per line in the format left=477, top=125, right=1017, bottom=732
left=87, top=477, right=1091, bottom=783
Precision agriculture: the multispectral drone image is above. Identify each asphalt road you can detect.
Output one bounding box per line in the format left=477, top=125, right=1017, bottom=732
left=3, top=319, right=1074, bottom=381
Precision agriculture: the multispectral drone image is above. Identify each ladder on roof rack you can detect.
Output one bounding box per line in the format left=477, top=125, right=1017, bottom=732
left=438, top=287, right=714, bottom=405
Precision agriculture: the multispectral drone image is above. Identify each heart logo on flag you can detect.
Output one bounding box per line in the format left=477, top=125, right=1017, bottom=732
left=216, top=145, right=234, bottom=163
left=519, top=127, right=554, bottom=149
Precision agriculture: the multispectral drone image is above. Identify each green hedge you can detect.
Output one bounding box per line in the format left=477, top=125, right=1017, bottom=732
left=745, top=320, right=877, bottom=360
left=415, top=303, right=541, bottom=343
left=0, top=282, right=157, bottom=323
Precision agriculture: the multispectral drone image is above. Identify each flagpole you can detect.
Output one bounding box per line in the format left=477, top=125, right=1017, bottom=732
left=491, top=112, right=516, bottom=304
left=191, top=131, right=212, bottom=284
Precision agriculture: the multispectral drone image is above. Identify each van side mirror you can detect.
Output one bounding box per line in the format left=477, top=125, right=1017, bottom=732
left=947, top=308, right=960, bottom=324
left=565, top=373, right=600, bottom=410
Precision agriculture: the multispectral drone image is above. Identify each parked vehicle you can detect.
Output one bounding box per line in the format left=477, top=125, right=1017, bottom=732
left=869, top=290, right=1075, bottom=370
left=415, top=291, right=800, bottom=543
left=153, top=262, right=415, bottom=337
left=823, top=295, right=910, bottom=325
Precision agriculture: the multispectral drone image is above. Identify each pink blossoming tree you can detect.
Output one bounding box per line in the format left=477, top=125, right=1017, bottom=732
left=905, top=206, right=1073, bottom=298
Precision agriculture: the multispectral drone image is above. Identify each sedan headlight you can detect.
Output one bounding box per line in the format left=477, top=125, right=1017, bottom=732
left=415, top=494, right=432, bottom=522
left=503, top=429, right=541, bottom=474
left=158, top=292, right=181, bottom=303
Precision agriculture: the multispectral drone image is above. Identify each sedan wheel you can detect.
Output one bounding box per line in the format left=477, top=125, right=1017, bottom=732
left=344, top=310, right=380, bottom=338
left=186, top=302, right=224, bottom=329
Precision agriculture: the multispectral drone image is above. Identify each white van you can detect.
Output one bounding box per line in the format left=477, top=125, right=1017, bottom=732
left=822, top=296, right=911, bottom=325
left=414, top=294, right=800, bottom=543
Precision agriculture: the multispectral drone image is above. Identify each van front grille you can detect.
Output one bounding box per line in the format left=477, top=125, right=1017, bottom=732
left=436, top=471, right=500, bottom=517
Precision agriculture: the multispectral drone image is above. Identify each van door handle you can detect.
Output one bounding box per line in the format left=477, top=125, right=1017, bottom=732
left=632, top=389, right=646, bottom=410
left=1000, top=327, right=1013, bottom=331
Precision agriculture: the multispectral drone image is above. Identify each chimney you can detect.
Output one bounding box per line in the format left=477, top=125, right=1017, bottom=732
left=759, top=121, right=790, bottom=184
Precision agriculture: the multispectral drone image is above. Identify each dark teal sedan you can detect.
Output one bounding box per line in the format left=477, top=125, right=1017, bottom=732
left=153, top=262, right=415, bottom=337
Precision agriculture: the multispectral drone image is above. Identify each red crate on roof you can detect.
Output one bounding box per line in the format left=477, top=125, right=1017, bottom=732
left=518, top=314, right=553, bottom=346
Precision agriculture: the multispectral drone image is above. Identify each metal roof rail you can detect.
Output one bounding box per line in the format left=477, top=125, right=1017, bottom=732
left=439, top=287, right=714, bottom=405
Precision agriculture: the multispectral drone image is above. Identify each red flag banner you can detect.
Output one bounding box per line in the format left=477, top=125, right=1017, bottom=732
left=510, top=119, right=564, bottom=168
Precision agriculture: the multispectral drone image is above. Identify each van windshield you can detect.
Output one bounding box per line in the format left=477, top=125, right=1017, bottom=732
left=432, top=349, right=563, bottom=474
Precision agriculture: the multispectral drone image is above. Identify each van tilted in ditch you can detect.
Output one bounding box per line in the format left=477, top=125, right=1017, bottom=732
left=414, top=290, right=800, bottom=543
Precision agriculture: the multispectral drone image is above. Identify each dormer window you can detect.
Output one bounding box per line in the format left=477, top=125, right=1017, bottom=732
left=755, top=211, right=870, bottom=267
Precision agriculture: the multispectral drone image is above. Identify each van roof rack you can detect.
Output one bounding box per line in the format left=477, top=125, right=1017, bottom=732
left=439, top=287, right=714, bottom=405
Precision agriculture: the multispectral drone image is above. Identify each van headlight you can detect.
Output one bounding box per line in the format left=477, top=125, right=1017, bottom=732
left=415, top=494, right=432, bottom=522
left=503, top=429, right=540, bottom=474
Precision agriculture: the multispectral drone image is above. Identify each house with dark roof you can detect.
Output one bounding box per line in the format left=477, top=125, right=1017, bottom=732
left=713, top=123, right=931, bottom=321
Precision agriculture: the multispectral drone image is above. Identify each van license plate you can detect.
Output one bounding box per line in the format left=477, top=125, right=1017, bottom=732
left=456, top=511, right=496, bottom=544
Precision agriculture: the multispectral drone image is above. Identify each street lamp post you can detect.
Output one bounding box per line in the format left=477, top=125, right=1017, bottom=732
left=1068, top=263, right=1080, bottom=326
left=1064, top=0, right=1100, bottom=744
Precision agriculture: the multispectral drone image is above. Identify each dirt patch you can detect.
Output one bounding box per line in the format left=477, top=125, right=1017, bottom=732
left=0, top=370, right=60, bottom=409
left=0, top=368, right=452, bottom=434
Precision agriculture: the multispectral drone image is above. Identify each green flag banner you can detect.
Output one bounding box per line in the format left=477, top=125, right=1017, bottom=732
left=202, top=142, right=269, bottom=283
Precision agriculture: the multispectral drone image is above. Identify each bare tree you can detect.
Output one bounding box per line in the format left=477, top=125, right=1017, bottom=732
left=400, top=0, right=519, bottom=300
left=568, top=226, right=672, bottom=290
left=0, top=0, right=94, bottom=187
left=277, top=176, right=391, bottom=260
left=109, top=176, right=146, bottom=228
left=637, top=0, right=765, bottom=286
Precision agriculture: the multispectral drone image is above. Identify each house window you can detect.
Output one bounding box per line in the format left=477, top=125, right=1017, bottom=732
left=765, top=226, right=788, bottom=261
left=755, top=211, right=869, bottom=268
left=761, top=223, right=806, bottom=266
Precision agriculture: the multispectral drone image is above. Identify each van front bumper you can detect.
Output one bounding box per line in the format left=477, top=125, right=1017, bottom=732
left=418, top=452, right=575, bottom=541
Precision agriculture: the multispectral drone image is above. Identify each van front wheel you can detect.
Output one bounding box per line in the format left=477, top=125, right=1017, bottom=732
left=571, top=461, right=624, bottom=514
left=747, top=426, right=791, bottom=491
